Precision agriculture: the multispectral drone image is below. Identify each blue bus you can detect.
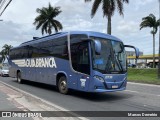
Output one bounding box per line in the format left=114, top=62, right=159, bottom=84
left=9, top=31, right=139, bottom=94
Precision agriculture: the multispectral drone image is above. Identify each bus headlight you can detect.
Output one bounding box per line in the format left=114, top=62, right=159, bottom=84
left=94, top=75, right=105, bottom=82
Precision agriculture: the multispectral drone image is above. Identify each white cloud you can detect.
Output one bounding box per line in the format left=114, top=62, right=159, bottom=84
left=0, top=21, right=41, bottom=50
left=117, top=20, right=138, bottom=34
left=135, top=0, right=153, bottom=6
left=132, top=0, right=154, bottom=10
left=0, top=0, right=159, bottom=55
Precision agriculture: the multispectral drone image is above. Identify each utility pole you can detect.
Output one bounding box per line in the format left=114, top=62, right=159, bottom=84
left=158, top=0, right=160, bottom=79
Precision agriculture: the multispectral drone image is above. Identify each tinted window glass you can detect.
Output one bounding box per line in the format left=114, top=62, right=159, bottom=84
left=91, top=37, right=127, bottom=74
left=70, top=34, right=88, bottom=44
left=9, top=47, right=29, bottom=60
left=10, top=36, right=69, bottom=60
left=30, top=36, right=68, bottom=59
left=71, top=42, right=90, bottom=75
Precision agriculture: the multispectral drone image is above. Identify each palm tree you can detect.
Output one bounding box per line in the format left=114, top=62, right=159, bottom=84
left=158, top=0, right=160, bottom=78
left=140, top=14, right=160, bottom=68
left=33, top=3, right=63, bottom=35
left=85, top=0, right=129, bottom=35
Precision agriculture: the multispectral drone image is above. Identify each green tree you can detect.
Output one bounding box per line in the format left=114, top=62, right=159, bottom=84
left=140, top=14, right=160, bottom=68
left=2, top=44, right=12, bottom=55
left=85, top=0, right=129, bottom=35
left=33, top=3, right=63, bottom=35
left=0, top=44, right=12, bottom=62
left=0, top=50, right=5, bottom=63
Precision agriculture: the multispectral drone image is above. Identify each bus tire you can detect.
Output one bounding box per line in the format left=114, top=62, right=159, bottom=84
left=17, top=72, right=23, bottom=84
left=58, top=76, right=68, bottom=94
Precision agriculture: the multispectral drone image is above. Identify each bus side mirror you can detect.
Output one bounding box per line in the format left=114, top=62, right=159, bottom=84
left=124, top=45, right=139, bottom=58
left=94, top=40, right=101, bottom=55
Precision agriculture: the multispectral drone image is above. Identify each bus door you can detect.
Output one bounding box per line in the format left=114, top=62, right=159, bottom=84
left=70, top=42, right=91, bottom=91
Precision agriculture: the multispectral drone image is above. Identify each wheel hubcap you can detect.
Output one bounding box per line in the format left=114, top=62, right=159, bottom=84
left=18, top=74, right=21, bottom=82
left=60, top=81, right=66, bottom=90
left=18, top=78, right=20, bottom=82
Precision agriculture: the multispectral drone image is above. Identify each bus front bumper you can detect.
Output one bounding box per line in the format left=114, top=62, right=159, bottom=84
left=90, top=80, right=127, bottom=93
left=93, top=86, right=126, bottom=92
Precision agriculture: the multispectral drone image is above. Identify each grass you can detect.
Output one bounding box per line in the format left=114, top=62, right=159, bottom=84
left=127, top=68, right=160, bottom=85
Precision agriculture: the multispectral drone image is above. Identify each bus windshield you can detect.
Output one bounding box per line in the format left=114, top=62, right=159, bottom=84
left=92, top=37, right=127, bottom=74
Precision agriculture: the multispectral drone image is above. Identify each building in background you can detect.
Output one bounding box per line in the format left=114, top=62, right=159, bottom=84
left=127, top=51, right=159, bottom=68
left=126, top=51, right=143, bottom=57
left=126, top=51, right=143, bottom=65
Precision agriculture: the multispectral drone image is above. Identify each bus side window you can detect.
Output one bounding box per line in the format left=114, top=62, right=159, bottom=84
left=71, top=42, right=90, bottom=75
left=33, top=36, right=69, bottom=59
left=51, top=37, right=68, bottom=59
left=9, top=50, right=14, bottom=60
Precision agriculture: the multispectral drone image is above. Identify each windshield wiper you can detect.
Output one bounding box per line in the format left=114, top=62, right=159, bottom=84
left=115, top=54, right=123, bottom=72
left=111, top=48, right=123, bottom=72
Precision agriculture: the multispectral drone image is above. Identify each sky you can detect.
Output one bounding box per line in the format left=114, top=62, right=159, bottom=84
left=0, top=0, right=159, bottom=55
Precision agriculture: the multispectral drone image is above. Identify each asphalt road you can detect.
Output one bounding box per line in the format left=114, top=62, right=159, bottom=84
left=0, top=76, right=160, bottom=120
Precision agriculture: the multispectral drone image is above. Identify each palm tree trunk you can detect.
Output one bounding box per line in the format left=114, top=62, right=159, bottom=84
left=48, top=23, right=52, bottom=35
left=158, top=0, right=160, bottom=78
left=107, top=15, right=111, bottom=35
left=153, top=33, right=156, bottom=68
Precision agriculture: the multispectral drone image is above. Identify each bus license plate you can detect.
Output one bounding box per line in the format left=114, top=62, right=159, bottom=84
left=112, top=85, right=118, bottom=89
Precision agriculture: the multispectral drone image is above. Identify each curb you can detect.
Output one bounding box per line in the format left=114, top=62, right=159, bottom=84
left=128, top=82, right=160, bottom=87
left=0, top=81, right=88, bottom=120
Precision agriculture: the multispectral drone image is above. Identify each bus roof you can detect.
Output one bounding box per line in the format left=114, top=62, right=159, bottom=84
left=12, top=31, right=122, bottom=49
left=70, top=31, right=122, bottom=42
left=20, top=32, right=68, bottom=46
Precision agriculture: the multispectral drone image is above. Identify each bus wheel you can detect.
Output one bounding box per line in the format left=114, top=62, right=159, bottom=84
left=58, top=76, right=68, bottom=94
left=17, top=72, right=23, bottom=84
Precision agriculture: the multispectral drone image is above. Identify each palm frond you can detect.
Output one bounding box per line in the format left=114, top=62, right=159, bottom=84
left=117, top=0, right=124, bottom=16
left=85, top=0, right=92, bottom=2
left=123, top=0, right=129, bottom=3
left=41, top=21, right=48, bottom=35
left=51, top=19, right=63, bottom=32
left=156, top=19, right=160, bottom=27
left=91, top=0, right=102, bottom=18
left=51, top=21, right=58, bottom=32
left=140, top=13, right=160, bottom=34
